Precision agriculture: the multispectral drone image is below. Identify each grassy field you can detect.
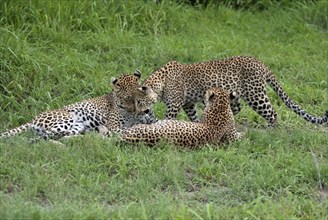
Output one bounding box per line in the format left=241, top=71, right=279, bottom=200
left=0, top=0, right=327, bottom=219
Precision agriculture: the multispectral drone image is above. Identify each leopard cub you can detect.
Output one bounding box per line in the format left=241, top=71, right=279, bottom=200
left=122, top=87, right=242, bottom=148
left=0, top=71, right=157, bottom=139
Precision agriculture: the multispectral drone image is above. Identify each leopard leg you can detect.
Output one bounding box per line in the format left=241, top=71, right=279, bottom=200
left=44, top=120, right=85, bottom=139
left=182, top=102, right=199, bottom=122
left=162, top=80, right=186, bottom=120
left=243, top=87, right=277, bottom=126
left=230, top=97, right=242, bottom=115
left=31, top=124, right=61, bottom=139
left=96, top=125, right=110, bottom=136
left=30, top=125, right=51, bottom=139
left=102, top=110, right=122, bottom=135
left=164, top=104, right=180, bottom=119
left=163, top=91, right=185, bottom=120
left=220, top=125, right=242, bottom=144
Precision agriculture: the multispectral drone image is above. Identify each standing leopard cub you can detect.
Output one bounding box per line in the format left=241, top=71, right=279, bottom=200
left=140, top=56, right=327, bottom=126
left=123, top=87, right=242, bottom=148
left=0, top=71, right=157, bottom=139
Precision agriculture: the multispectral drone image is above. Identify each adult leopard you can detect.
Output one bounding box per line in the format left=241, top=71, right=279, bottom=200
left=140, top=56, right=327, bottom=126
left=123, top=87, right=242, bottom=148
left=0, top=71, right=157, bottom=139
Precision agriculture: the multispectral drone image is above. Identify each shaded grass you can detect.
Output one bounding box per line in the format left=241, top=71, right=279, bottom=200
left=0, top=0, right=328, bottom=219
left=0, top=127, right=327, bottom=219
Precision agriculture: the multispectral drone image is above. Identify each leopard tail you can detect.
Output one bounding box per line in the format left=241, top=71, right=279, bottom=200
left=266, top=73, right=328, bottom=124
left=0, top=123, right=31, bottom=138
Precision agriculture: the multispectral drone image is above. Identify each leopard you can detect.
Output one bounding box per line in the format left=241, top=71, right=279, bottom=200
left=140, top=56, right=328, bottom=126
left=0, top=71, right=158, bottom=139
left=122, top=87, right=242, bottom=148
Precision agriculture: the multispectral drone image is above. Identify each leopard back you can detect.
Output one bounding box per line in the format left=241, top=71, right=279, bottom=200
left=143, top=56, right=328, bottom=126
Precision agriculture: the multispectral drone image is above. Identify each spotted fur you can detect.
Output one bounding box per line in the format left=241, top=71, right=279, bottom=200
left=0, top=71, right=157, bottom=139
left=123, top=87, right=242, bottom=148
left=141, top=56, right=328, bottom=126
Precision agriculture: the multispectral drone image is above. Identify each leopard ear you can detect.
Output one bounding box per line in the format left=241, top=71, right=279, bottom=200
left=208, top=93, right=215, bottom=102
left=141, top=86, right=148, bottom=93
left=134, top=70, right=141, bottom=79
left=111, top=77, right=119, bottom=90
left=230, top=91, right=238, bottom=99
left=136, top=86, right=158, bottom=100
left=205, top=89, right=215, bottom=104
left=136, top=86, right=149, bottom=96
left=111, top=77, right=117, bottom=84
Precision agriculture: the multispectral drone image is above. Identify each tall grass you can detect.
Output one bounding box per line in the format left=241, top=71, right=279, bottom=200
left=0, top=0, right=327, bottom=219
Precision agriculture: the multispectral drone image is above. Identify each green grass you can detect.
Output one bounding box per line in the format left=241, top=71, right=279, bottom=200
left=0, top=0, right=327, bottom=219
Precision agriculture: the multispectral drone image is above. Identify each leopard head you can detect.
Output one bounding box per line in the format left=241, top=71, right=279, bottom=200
left=134, top=86, right=158, bottom=114
left=111, top=70, right=142, bottom=112
left=203, top=87, right=235, bottom=124
left=111, top=70, right=157, bottom=114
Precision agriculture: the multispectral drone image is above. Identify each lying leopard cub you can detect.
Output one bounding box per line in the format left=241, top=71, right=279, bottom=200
left=0, top=71, right=157, bottom=139
left=122, top=87, right=242, bottom=148
left=141, top=56, right=327, bottom=126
